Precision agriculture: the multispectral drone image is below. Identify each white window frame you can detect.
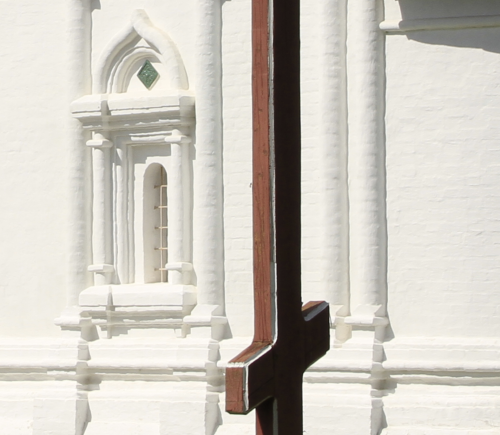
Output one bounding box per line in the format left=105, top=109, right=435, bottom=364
left=69, top=10, right=196, bottom=337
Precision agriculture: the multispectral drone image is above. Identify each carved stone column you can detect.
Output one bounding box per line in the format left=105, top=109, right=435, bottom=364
left=165, top=130, right=192, bottom=285
left=87, top=134, right=114, bottom=286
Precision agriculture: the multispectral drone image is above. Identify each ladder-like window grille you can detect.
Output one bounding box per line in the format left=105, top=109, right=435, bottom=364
left=155, top=167, right=168, bottom=282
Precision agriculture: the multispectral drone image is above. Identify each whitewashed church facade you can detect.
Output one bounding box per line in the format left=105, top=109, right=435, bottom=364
left=1, top=0, right=500, bottom=433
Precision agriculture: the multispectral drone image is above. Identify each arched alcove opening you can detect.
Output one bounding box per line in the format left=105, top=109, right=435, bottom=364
left=143, top=163, right=168, bottom=283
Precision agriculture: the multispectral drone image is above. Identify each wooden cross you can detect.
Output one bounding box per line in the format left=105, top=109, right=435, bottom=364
left=225, top=0, right=330, bottom=433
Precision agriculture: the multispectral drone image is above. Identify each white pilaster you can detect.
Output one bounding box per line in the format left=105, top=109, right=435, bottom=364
left=65, top=0, right=92, bottom=305
left=192, top=0, right=224, bottom=313
left=346, top=0, right=387, bottom=318
left=318, top=0, right=349, bottom=320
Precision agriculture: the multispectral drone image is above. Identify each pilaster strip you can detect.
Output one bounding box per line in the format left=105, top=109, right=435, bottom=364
left=318, top=0, right=349, bottom=317
left=346, top=0, right=387, bottom=313
left=193, top=0, right=225, bottom=312
left=65, top=0, right=92, bottom=305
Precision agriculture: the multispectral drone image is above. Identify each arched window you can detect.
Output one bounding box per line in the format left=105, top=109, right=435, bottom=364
left=143, top=163, right=168, bottom=283
left=71, top=10, right=196, bottom=335
left=155, top=166, right=168, bottom=282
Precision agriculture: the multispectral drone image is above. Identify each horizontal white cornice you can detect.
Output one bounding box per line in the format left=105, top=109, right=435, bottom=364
left=381, top=14, right=500, bottom=33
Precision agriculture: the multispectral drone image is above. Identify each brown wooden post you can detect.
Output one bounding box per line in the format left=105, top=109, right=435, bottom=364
left=225, top=0, right=331, bottom=433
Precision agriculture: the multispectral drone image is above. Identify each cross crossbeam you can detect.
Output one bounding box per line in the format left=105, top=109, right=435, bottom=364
left=225, top=0, right=331, bottom=433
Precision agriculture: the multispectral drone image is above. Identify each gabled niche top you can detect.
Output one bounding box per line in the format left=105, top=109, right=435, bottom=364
left=93, top=9, right=188, bottom=95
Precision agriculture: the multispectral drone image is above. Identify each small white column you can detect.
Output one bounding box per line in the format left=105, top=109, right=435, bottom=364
left=192, top=0, right=224, bottom=313
left=347, top=0, right=387, bottom=318
left=87, top=134, right=114, bottom=286
left=65, top=0, right=92, bottom=305
left=165, top=130, right=192, bottom=285
left=317, top=0, right=349, bottom=319
left=115, top=144, right=129, bottom=284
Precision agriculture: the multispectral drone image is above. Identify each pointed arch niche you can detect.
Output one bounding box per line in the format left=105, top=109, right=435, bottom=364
left=71, top=10, right=196, bottom=338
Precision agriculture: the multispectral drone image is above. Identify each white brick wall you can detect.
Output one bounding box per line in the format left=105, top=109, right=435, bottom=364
left=221, top=0, right=254, bottom=337
left=0, top=1, right=68, bottom=336
left=386, top=30, right=500, bottom=338
left=1, top=1, right=500, bottom=433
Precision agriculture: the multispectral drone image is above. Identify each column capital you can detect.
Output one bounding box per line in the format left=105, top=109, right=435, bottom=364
left=164, top=129, right=191, bottom=144
left=87, top=133, right=113, bottom=148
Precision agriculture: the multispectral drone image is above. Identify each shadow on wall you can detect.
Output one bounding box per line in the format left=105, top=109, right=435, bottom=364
left=397, top=0, right=500, bottom=54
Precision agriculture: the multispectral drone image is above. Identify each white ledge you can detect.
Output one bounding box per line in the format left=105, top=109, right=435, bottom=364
left=344, top=316, right=389, bottom=327
left=380, top=14, right=500, bottom=33
left=383, top=360, right=500, bottom=373
left=87, top=359, right=206, bottom=371
left=79, top=283, right=196, bottom=307
left=0, top=359, right=78, bottom=371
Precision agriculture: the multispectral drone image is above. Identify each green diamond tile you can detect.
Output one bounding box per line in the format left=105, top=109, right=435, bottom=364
left=137, top=60, right=159, bottom=89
